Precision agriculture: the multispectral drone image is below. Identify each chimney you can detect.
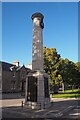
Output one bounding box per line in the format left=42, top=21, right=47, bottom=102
left=13, top=60, right=19, bottom=67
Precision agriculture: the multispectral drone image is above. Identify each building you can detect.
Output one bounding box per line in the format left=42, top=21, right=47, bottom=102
left=0, top=76, right=1, bottom=92
left=27, top=63, right=32, bottom=70
left=0, top=61, right=31, bottom=93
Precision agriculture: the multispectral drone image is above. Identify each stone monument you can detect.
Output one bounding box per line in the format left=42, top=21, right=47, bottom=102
left=25, top=12, right=50, bottom=109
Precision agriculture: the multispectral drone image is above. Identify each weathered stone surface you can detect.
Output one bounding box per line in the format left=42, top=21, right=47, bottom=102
left=25, top=13, right=50, bottom=109
left=32, top=16, right=44, bottom=71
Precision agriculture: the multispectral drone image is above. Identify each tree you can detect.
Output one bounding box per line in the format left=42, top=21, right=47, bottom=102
left=75, top=62, right=80, bottom=88
left=43, top=47, right=61, bottom=92
left=43, top=47, right=80, bottom=92
left=59, top=59, right=80, bottom=90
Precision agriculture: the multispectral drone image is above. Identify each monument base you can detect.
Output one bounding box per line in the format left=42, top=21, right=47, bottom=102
left=25, top=101, right=51, bottom=110
left=25, top=70, right=51, bottom=109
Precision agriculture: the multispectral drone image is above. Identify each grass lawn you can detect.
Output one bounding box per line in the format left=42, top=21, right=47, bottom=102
left=51, top=89, right=80, bottom=98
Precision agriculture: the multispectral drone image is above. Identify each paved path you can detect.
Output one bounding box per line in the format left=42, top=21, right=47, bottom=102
left=1, top=97, right=78, bottom=107
left=1, top=98, right=25, bottom=107
left=1, top=98, right=80, bottom=119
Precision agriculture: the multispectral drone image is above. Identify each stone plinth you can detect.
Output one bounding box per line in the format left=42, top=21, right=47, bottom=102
left=25, top=70, right=50, bottom=109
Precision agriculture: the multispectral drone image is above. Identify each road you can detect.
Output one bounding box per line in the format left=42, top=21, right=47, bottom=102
left=1, top=97, right=80, bottom=119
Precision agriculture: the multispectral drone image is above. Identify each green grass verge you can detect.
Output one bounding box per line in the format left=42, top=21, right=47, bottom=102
left=51, top=89, right=80, bottom=98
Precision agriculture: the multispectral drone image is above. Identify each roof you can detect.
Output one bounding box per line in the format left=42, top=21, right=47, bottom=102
left=16, top=65, right=31, bottom=72
left=0, top=61, right=16, bottom=71
left=0, top=61, right=31, bottom=72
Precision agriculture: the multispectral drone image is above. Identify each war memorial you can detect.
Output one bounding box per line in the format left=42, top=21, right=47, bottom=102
left=25, top=12, right=50, bottom=109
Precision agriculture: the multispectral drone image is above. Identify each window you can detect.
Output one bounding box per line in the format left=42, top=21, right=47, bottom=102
left=11, top=81, right=16, bottom=90
left=0, top=79, right=2, bottom=90
left=21, top=72, right=25, bottom=79
left=13, top=71, right=16, bottom=77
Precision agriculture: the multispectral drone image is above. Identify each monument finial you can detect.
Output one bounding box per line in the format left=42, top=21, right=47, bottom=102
left=31, top=12, right=44, bottom=20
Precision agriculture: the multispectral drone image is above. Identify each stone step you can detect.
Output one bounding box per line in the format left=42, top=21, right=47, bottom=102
left=24, top=102, right=41, bottom=110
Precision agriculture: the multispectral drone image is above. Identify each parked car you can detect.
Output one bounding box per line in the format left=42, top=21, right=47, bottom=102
left=59, top=88, right=62, bottom=91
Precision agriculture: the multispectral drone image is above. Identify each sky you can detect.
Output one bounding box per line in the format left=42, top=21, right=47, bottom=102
left=2, top=2, right=78, bottom=66
left=0, top=2, right=2, bottom=62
